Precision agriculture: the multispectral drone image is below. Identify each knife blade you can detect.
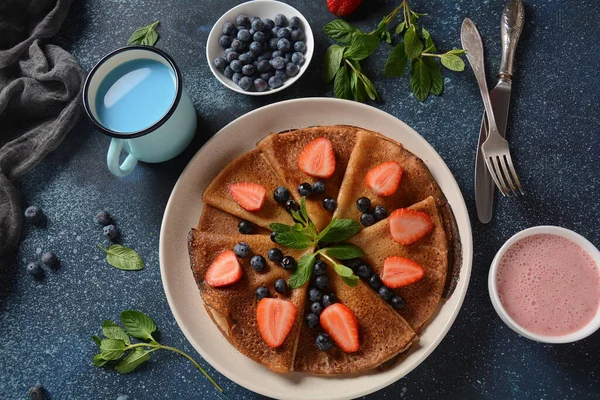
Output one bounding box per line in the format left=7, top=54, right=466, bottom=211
left=475, top=0, right=524, bottom=223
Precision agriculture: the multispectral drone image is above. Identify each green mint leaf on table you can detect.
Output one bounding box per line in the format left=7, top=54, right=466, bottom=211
left=423, top=56, right=443, bottom=95
left=102, top=320, right=131, bottom=345
left=289, top=253, right=316, bottom=289
left=121, top=310, right=157, bottom=342
left=93, top=354, right=109, bottom=367
left=323, top=19, right=359, bottom=44
left=345, top=34, right=380, bottom=61
left=447, top=48, right=467, bottom=55
left=274, top=231, right=313, bottom=249
left=100, top=338, right=126, bottom=360
left=395, top=20, right=407, bottom=35
left=115, top=348, right=153, bottom=374
left=323, top=243, right=366, bottom=260
left=410, top=58, right=431, bottom=102
left=323, top=44, right=345, bottom=83
left=91, top=335, right=102, bottom=346
left=358, top=71, right=379, bottom=101
left=384, top=44, right=407, bottom=77
left=422, top=28, right=437, bottom=52
left=404, top=26, right=423, bottom=59
left=342, top=275, right=359, bottom=287
left=270, top=223, right=294, bottom=233
left=440, top=53, right=465, bottom=71
left=318, top=219, right=361, bottom=243
left=97, top=244, right=144, bottom=271
left=128, top=21, right=160, bottom=46
left=334, top=65, right=352, bottom=100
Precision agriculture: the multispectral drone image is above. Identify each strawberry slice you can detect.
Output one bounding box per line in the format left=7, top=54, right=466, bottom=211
left=257, top=298, right=297, bottom=349
left=320, top=303, right=359, bottom=353
left=228, top=182, right=267, bottom=211
left=389, top=208, right=434, bottom=245
left=205, top=250, right=242, bottom=287
left=381, top=256, right=425, bottom=288
left=298, top=137, right=336, bottom=178
left=365, top=161, right=403, bottom=196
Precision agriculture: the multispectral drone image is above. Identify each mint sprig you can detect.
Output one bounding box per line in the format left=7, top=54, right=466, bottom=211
left=92, top=310, right=223, bottom=394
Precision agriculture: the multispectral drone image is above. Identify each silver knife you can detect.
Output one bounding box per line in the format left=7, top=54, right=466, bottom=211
left=475, top=0, right=525, bottom=223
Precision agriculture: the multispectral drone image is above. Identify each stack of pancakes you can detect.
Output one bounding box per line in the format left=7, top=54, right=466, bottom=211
left=188, top=125, right=461, bottom=375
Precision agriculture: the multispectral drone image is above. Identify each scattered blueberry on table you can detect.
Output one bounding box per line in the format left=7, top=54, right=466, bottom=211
left=41, top=251, right=59, bottom=268
left=28, top=385, right=46, bottom=400
left=24, top=205, right=44, bottom=225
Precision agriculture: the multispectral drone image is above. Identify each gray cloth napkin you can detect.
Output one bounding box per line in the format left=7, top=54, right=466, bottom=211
left=0, top=0, right=83, bottom=265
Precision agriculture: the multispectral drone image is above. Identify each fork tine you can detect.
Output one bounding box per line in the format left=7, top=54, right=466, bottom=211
left=499, top=154, right=518, bottom=195
left=491, top=155, right=510, bottom=196
left=504, top=152, right=524, bottom=195
left=484, top=155, right=508, bottom=196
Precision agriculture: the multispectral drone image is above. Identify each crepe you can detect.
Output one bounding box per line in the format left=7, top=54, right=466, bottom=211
left=199, top=204, right=270, bottom=235
left=346, top=196, right=449, bottom=332
left=188, top=230, right=310, bottom=373
left=203, top=149, right=294, bottom=230
left=257, top=126, right=360, bottom=231
left=294, top=267, right=417, bottom=374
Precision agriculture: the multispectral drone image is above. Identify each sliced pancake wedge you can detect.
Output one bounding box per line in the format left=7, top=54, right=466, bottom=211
left=188, top=230, right=309, bottom=373
left=203, top=149, right=293, bottom=230
left=199, top=204, right=270, bottom=235
left=294, top=267, right=416, bottom=374
left=346, top=196, right=449, bottom=332
left=334, top=129, right=445, bottom=222
left=257, top=126, right=360, bottom=231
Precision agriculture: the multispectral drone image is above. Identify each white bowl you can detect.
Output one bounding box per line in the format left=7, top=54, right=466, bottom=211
left=488, top=226, right=600, bottom=343
left=206, top=0, right=314, bottom=96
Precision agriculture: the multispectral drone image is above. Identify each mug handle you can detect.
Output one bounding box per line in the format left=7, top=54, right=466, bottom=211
left=107, top=138, right=138, bottom=177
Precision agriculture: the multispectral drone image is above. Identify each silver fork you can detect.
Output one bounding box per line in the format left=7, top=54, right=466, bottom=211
left=461, top=18, right=524, bottom=196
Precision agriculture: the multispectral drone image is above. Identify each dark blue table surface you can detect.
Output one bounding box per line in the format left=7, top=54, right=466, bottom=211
left=1, top=0, right=599, bottom=399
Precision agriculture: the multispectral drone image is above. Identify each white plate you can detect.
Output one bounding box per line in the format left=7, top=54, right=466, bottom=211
left=159, top=98, right=473, bottom=400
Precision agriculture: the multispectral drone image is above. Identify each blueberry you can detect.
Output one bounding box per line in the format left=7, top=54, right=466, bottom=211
left=305, top=313, right=320, bottom=329
left=238, top=76, right=253, bottom=91
left=251, top=19, right=264, bottom=31
left=270, top=56, right=286, bottom=70
left=277, top=38, right=291, bottom=52
left=245, top=50, right=256, bottom=62
left=315, top=332, right=333, bottom=351
left=237, top=29, right=252, bottom=43
left=298, top=182, right=312, bottom=196
left=315, top=275, right=330, bottom=290
left=356, top=197, right=371, bottom=212
left=284, top=52, right=293, bottom=62
left=41, top=251, right=59, bottom=268
left=313, top=260, right=327, bottom=276
left=29, top=385, right=46, bottom=400
left=311, top=181, right=325, bottom=195
left=214, top=57, right=227, bottom=71
left=262, top=18, right=275, bottom=31
left=374, top=205, right=388, bottom=221
left=274, top=14, right=288, bottom=27
left=291, top=29, right=305, bottom=42
left=226, top=51, right=238, bottom=63
left=223, top=22, right=237, bottom=36
left=322, top=293, right=338, bottom=308
left=275, top=278, right=288, bottom=294
left=230, top=59, right=242, bottom=72
left=255, top=286, right=270, bottom=300
left=275, top=69, right=287, bottom=81
left=95, top=210, right=112, bottom=226
left=289, top=16, right=302, bottom=29
left=311, top=302, right=323, bottom=315
left=238, top=52, right=251, bottom=65
left=257, top=60, right=270, bottom=73
left=103, top=224, right=119, bottom=240
left=219, top=35, right=232, bottom=48
left=278, top=28, right=292, bottom=40
left=27, top=262, right=44, bottom=279
left=231, top=39, right=245, bottom=53
left=391, top=295, right=406, bottom=310
left=322, top=197, right=337, bottom=212
left=261, top=70, right=273, bottom=81
left=224, top=66, right=234, bottom=78
left=257, top=53, right=271, bottom=62
left=271, top=26, right=280, bottom=37
left=253, top=31, right=266, bottom=43
left=250, top=255, right=266, bottom=272
left=357, top=264, right=372, bottom=279
left=269, top=37, right=279, bottom=50
left=368, top=274, right=383, bottom=291
left=294, top=41, right=306, bottom=53
left=285, top=62, right=299, bottom=77
left=379, top=286, right=394, bottom=301
left=308, top=287, right=323, bottom=302
left=268, top=75, right=283, bottom=88
left=242, top=64, right=255, bottom=76
left=234, top=242, right=250, bottom=258
left=345, top=258, right=362, bottom=270
left=254, top=78, right=268, bottom=92
left=281, top=256, right=296, bottom=271
left=271, top=50, right=283, bottom=59
left=249, top=41, right=263, bottom=55
left=236, top=14, right=251, bottom=28
left=267, top=248, right=283, bottom=262
left=224, top=47, right=234, bottom=54
left=291, top=52, right=305, bottom=66
left=238, top=220, right=253, bottom=234
left=270, top=231, right=278, bottom=243
left=24, top=206, right=43, bottom=225
left=232, top=72, right=243, bottom=84
left=272, top=186, right=289, bottom=204
left=360, top=213, right=376, bottom=227
left=285, top=199, right=300, bottom=211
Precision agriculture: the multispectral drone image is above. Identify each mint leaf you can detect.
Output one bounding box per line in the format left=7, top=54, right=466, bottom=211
left=93, top=354, right=109, bottom=367
left=102, top=320, right=130, bottom=345
left=98, top=244, right=144, bottom=271
left=291, top=209, right=303, bottom=224
left=322, top=44, right=346, bottom=83
left=128, top=21, right=160, bottom=46
left=334, top=65, right=352, bottom=100
left=324, top=19, right=359, bottom=44
left=91, top=335, right=102, bottom=346
left=422, top=28, right=437, bottom=52
left=289, top=253, right=315, bottom=288
left=332, top=262, right=355, bottom=278
left=404, top=26, right=423, bottom=59
left=410, top=58, right=431, bottom=102
left=344, top=34, right=379, bottom=61
left=342, top=275, right=359, bottom=287
left=300, top=197, right=309, bottom=223
left=270, top=223, right=294, bottom=233
left=440, top=53, right=465, bottom=71
left=448, top=48, right=466, bottom=55
left=358, top=72, right=378, bottom=101
left=100, top=338, right=126, bottom=360
left=115, top=348, right=152, bottom=374
left=274, top=231, right=313, bottom=249
left=395, top=20, right=407, bottom=35
left=323, top=243, right=365, bottom=260
left=384, top=44, right=407, bottom=78
left=319, top=219, right=361, bottom=243
left=120, top=310, right=157, bottom=342
left=352, top=72, right=366, bottom=102
left=423, top=56, right=443, bottom=95
left=292, top=223, right=304, bottom=232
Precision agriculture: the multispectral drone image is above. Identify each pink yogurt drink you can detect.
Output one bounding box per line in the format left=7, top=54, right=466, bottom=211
left=496, top=234, right=600, bottom=336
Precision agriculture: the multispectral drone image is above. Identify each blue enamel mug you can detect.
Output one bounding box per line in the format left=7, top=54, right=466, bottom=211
left=83, top=46, right=196, bottom=177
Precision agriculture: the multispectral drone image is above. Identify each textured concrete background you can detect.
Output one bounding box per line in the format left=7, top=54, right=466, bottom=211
left=1, top=0, right=599, bottom=399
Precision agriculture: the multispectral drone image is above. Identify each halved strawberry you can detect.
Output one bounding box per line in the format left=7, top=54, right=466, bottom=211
left=298, top=137, right=336, bottom=178
left=389, top=208, right=433, bottom=245
left=257, top=298, right=297, bottom=349
left=320, top=303, right=359, bottom=353
left=205, top=250, right=242, bottom=287
left=228, top=182, right=266, bottom=211
left=365, top=161, right=403, bottom=196
left=381, top=256, right=425, bottom=288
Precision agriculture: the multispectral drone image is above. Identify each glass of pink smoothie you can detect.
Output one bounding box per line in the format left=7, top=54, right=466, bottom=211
left=488, top=226, right=600, bottom=343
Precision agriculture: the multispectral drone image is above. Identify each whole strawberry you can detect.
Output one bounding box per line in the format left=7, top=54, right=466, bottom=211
left=327, top=0, right=364, bottom=17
